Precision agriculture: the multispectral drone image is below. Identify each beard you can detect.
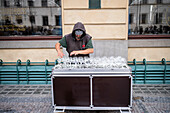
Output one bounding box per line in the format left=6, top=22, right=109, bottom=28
left=75, top=36, right=81, bottom=40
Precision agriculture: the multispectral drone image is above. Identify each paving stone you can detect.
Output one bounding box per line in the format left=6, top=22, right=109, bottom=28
left=20, top=89, right=28, bottom=91
left=8, top=92, right=16, bottom=94
left=12, top=89, right=19, bottom=91
left=148, top=88, right=155, bottom=90
left=33, top=92, right=41, bottom=94
left=133, top=96, right=143, bottom=100
left=0, top=92, right=8, bottom=94
left=134, top=91, right=142, bottom=93
left=137, top=85, right=146, bottom=87
left=0, top=84, right=170, bottom=113
left=25, top=92, right=32, bottom=94
left=165, top=88, right=170, bottom=90
left=151, top=90, right=159, bottom=93
left=46, top=86, right=51, bottom=88
left=0, top=86, right=4, bottom=88
left=24, top=86, right=30, bottom=88
left=133, top=87, right=140, bottom=89
left=28, top=89, right=35, bottom=91
left=8, top=86, right=15, bottom=88
left=38, top=86, right=46, bottom=88
left=35, top=89, right=43, bottom=91
left=44, top=89, right=51, bottom=91
left=133, top=84, right=139, bottom=87
left=145, top=85, right=153, bottom=87
left=0, top=109, right=17, bottom=112
left=31, top=86, right=38, bottom=88
left=162, top=85, right=169, bottom=87
left=156, top=87, right=163, bottom=90
left=159, top=90, right=169, bottom=94
left=143, top=91, right=151, bottom=94
left=141, top=88, right=147, bottom=90
left=42, top=92, right=49, bottom=94
left=15, top=86, right=23, bottom=88
left=16, top=92, right=25, bottom=94
left=154, top=85, right=162, bottom=88
left=4, top=89, right=12, bottom=91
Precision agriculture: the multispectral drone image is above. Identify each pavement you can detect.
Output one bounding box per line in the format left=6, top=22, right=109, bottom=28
left=0, top=84, right=170, bottom=113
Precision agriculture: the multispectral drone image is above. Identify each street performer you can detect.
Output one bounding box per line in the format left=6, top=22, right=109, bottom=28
left=55, top=22, right=94, bottom=58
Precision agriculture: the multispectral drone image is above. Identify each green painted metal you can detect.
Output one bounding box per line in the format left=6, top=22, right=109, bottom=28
left=162, top=58, right=166, bottom=84
left=26, top=59, right=30, bottom=84
left=128, top=58, right=170, bottom=84
left=16, top=59, right=21, bottom=84
left=89, top=0, right=101, bottom=9
left=45, top=59, right=48, bottom=84
left=0, top=59, right=53, bottom=84
left=133, top=59, right=137, bottom=84
left=143, top=59, right=147, bottom=84
left=0, top=59, right=170, bottom=84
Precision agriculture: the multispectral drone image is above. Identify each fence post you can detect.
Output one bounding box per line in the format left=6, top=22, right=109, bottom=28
left=0, top=59, right=3, bottom=84
left=0, top=59, right=3, bottom=65
left=55, top=59, right=58, bottom=65
left=143, top=59, right=147, bottom=84
left=26, top=60, right=30, bottom=84
left=16, top=59, right=21, bottom=84
left=45, top=59, right=48, bottom=84
left=133, top=59, right=137, bottom=83
left=162, top=58, right=166, bottom=84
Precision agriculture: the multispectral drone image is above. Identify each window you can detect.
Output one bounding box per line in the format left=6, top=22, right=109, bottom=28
left=14, top=0, right=21, bottom=7
left=28, top=0, right=34, bottom=7
left=129, top=0, right=169, bottom=35
left=142, top=0, right=147, bottom=4
left=141, top=14, right=147, bottom=24
left=0, top=0, right=62, bottom=37
left=129, top=14, right=134, bottom=24
left=55, top=15, right=60, bottom=26
left=4, top=16, right=11, bottom=24
left=157, top=0, right=162, bottom=4
left=29, top=15, right=35, bottom=24
left=89, top=0, right=101, bottom=9
left=16, top=15, right=22, bottom=24
left=42, top=0, right=47, bottom=7
left=129, top=0, right=133, bottom=5
left=55, top=0, right=61, bottom=7
left=42, top=16, right=48, bottom=26
left=155, top=13, right=163, bottom=24
left=4, top=0, right=10, bottom=7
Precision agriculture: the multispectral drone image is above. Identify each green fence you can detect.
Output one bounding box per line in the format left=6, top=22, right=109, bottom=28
left=129, top=58, right=170, bottom=84
left=0, top=59, right=170, bottom=84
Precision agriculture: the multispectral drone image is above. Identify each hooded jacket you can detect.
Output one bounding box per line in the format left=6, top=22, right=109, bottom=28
left=64, top=22, right=92, bottom=57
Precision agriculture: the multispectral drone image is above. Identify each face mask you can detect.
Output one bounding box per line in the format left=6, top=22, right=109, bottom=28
left=75, top=30, right=83, bottom=36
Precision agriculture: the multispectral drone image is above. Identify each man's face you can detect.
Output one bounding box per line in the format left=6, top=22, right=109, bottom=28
left=75, top=34, right=81, bottom=40
left=75, top=30, right=83, bottom=40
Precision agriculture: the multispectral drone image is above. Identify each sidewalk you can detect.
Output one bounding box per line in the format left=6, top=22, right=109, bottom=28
left=0, top=84, right=170, bottom=113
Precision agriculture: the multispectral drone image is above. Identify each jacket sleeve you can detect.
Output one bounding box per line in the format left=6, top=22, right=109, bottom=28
left=59, top=36, right=67, bottom=48
left=85, top=39, right=93, bottom=49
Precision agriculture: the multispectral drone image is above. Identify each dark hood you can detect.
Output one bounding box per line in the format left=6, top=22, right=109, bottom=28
left=72, top=22, right=86, bottom=38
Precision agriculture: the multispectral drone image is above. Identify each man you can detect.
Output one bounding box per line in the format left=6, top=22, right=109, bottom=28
left=55, top=22, right=94, bottom=58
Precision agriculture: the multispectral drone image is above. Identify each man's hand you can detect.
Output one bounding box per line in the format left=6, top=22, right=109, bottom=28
left=57, top=51, right=65, bottom=58
left=70, top=48, right=94, bottom=56
left=55, top=42, right=65, bottom=58
left=70, top=51, right=80, bottom=56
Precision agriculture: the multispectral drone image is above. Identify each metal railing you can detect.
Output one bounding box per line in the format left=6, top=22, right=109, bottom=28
left=128, top=58, right=170, bottom=84
left=0, top=58, right=169, bottom=84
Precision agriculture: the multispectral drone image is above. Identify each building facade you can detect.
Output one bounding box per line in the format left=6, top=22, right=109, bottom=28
left=0, top=0, right=170, bottom=62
